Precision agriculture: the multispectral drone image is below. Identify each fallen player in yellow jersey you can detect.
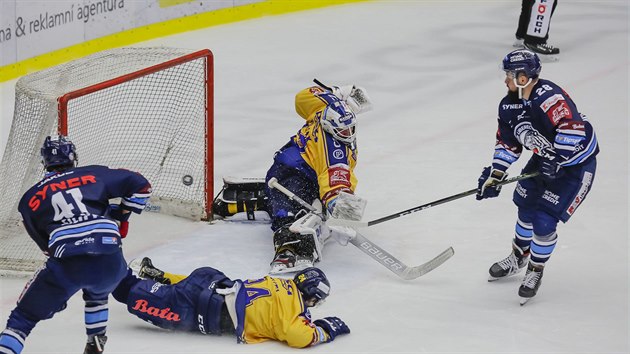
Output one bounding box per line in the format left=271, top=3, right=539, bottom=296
left=111, top=258, right=350, bottom=349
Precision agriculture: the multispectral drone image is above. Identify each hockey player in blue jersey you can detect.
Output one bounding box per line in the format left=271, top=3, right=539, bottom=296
left=476, top=49, right=598, bottom=304
left=0, top=136, right=152, bottom=354
left=265, top=83, right=373, bottom=274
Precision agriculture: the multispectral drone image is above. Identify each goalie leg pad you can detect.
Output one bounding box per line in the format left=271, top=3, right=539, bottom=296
left=212, top=177, right=269, bottom=220
left=273, top=225, right=317, bottom=259
left=289, top=212, right=326, bottom=261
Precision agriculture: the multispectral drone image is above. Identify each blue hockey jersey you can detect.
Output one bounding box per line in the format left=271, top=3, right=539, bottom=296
left=491, top=79, right=599, bottom=172
left=18, top=165, right=152, bottom=258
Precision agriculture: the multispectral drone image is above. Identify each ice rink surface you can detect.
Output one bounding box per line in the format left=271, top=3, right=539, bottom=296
left=0, top=1, right=628, bottom=353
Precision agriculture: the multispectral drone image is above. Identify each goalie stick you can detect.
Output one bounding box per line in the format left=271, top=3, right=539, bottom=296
left=267, top=177, right=454, bottom=280
left=327, top=172, right=540, bottom=228
left=313, top=78, right=333, bottom=91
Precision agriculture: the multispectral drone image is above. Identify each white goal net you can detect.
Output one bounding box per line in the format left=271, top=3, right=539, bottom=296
left=0, top=47, right=213, bottom=273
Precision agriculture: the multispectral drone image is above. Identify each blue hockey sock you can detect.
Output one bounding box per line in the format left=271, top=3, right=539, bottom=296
left=0, top=328, right=26, bottom=354
left=530, top=232, right=558, bottom=267
left=84, top=300, right=108, bottom=338
left=512, top=215, right=533, bottom=254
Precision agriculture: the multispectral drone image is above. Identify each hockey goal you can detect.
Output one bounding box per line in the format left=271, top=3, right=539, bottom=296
left=0, top=47, right=213, bottom=273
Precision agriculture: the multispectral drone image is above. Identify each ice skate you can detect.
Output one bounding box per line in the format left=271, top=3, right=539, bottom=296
left=488, top=248, right=529, bottom=281
left=129, top=257, right=170, bottom=284
left=519, top=263, right=544, bottom=305
left=269, top=249, right=314, bottom=275
left=84, top=334, right=107, bottom=354
left=523, top=42, right=559, bottom=62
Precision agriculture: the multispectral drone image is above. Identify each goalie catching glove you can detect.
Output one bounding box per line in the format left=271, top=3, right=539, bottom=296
left=108, top=204, right=131, bottom=238
left=332, top=85, right=373, bottom=114
left=327, top=191, right=367, bottom=221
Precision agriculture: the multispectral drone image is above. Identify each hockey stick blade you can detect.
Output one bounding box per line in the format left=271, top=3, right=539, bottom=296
left=350, top=232, right=454, bottom=280
left=267, top=178, right=453, bottom=279
left=400, top=246, right=455, bottom=280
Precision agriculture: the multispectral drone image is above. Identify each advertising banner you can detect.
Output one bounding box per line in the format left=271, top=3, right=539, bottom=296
left=0, top=0, right=261, bottom=66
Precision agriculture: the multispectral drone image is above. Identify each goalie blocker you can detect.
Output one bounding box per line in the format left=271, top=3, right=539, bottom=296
left=212, top=177, right=270, bottom=221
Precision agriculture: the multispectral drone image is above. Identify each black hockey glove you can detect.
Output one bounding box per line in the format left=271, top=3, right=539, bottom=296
left=109, top=204, right=131, bottom=222
left=314, top=316, right=350, bottom=342
left=540, top=148, right=565, bottom=180
left=476, top=166, right=507, bottom=200
left=108, top=204, right=131, bottom=238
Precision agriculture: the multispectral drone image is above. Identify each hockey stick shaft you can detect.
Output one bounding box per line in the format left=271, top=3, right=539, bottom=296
left=267, top=177, right=321, bottom=216
left=313, top=78, right=333, bottom=91
left=329, top=171, right=539, bottom=228
left=267, top=178, right=453, bottom=280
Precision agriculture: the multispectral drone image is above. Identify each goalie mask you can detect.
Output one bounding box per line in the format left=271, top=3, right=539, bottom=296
left=320, top=101, right=357, bottom=145
left=294, top=267, right=330, bottom=307
left=41, top=135, right=78, bottom=171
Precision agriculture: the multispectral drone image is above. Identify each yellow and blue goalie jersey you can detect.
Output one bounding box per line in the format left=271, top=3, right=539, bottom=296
left=291, top=86, right=358, bottom=209
left=233, top=276, right=327, bottom=347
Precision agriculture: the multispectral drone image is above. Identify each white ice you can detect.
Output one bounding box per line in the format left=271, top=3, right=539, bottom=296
left=0, top=1, right=628, bottom=353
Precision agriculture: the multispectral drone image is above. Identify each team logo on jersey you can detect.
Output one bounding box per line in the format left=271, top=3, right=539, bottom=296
left=328, top=165, right=351, bottom=188
left=515, top=122, right=552, bottom=152
left=132, top=299, right=181, bottom=322
left=333, top=149, right=344, bottom=159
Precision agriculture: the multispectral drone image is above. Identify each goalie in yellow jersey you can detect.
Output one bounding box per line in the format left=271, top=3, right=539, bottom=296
left=265, top=82, right=373, bottom=274
left=112, top=258, right=350, bottom=349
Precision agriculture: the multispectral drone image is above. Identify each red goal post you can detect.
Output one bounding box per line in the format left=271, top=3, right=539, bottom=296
left=0, top=47, right=213, bottom=273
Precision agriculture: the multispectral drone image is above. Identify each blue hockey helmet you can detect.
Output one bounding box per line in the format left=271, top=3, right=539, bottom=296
left=41, top=135, right=78, bottom=171
left=320, top=100, right=357, bottom=145
left=294, top=267, right=331, bottom=307
left=502, top=49, right=542, bottom=79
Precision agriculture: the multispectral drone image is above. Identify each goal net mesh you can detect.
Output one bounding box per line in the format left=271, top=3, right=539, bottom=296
left=0, top=47, right=212, bottom=273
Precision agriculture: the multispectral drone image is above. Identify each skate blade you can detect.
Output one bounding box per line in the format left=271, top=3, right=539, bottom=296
left=128, top=258, right=143, bottom=275
left=519, top=297, right=533, bottom=306
left=538, top=54, right=559, bottom=63
left=488, top=269, right=524, bottom=282
left=269, top=261, right=312, bottom=275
